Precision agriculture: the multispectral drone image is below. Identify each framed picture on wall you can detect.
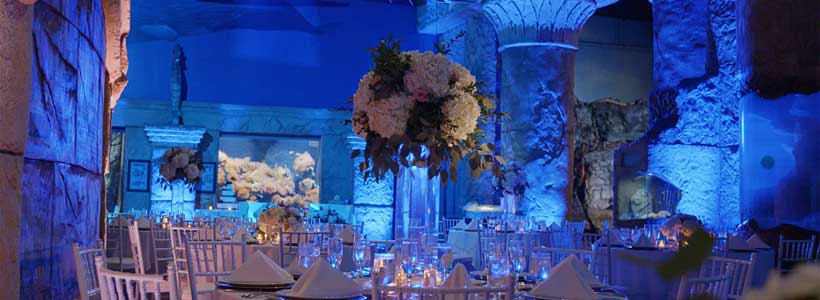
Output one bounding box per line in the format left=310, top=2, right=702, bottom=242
left=127, top=160, right=151, bottom=192
left=198, top=163, right=217, bottom=193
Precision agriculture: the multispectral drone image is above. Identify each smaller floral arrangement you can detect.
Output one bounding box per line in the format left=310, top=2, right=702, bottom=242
left=660, top=214, right=704, bottom=243
left=158, top=147, right=203, bottom=185
left=257, top=205, right=305, bottom=233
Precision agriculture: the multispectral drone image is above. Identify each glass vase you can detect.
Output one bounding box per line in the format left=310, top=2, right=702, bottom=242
left=394, top=165, right=441, bottom=240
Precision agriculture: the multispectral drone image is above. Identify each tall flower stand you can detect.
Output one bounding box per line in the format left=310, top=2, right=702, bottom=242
left=394, top=165, right=441, bottom=240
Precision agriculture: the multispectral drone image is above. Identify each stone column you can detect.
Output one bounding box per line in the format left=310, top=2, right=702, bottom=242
left=0, top=2, right=33, bottom=298
left=643, top=0, right=742, bottom=227
left=483, top=0, right=614, bottom=223
left=346, top=136, right=394, bottom=240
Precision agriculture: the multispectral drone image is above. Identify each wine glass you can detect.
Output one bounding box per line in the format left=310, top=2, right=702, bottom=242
left=530, top=249, right=552, bottom=282
left=400, top=240, right=419, bottom=277
left=327, top=237, right=344, bottom=270
left=508, top=240, right=526, bottom=280
left=353, top=240, right=369, bottom=278
left=487, top=252, right=511, bottom=287
left=298, top=243, right=315, bottom=269
left=619, top=228, right=634, bottom=248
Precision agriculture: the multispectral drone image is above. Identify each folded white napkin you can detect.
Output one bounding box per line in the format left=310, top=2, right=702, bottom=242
left=338, top=227, right=358, bottom=244
left=464, top=219, right=479, bottom=231
left=634, top=232, right=656, bottom=248
left=136, top=216, right=151, bottom=228
left=606, top=229, right=624, bottom=246
left=532, top=258, right=599, bottom=300
left=565, top=255, right=602, bottom=288
left=290, top=259, right=361, bottom=298
left=747, top=234, right=770, bottom=249
left=440, top=251, right=454, bottom=269
left=286, top=259, right=307, bottom=276
left=231, top=228, right=251, bottom=242
left=225, top=251, right=294, bottom=285
left=452, top=219, right=468, bottom=230
left=444, top=263, right=470, bottom=288
left=727, top=234, right=753, bottom=251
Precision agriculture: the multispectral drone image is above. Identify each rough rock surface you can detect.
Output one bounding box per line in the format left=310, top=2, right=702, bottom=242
left=353, top=206, right=393, bottom=241
left=19, top=1, right=106, bottom=299
left=646, top=0, right=741, bottom=227
left=573, top=98, right=648, bottom=224
left=652, top=0, right=710, bottom=89
left=0, top=2, right=32, bottom=298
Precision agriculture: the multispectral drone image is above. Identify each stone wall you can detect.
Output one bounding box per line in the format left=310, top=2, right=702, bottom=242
left=574, top=98, right=648, bottom=227
left=0, top=1, right=33, bottom=298
left=19, top=1, right=106, bottom=299
left=645, top=0, right=741, bottom=227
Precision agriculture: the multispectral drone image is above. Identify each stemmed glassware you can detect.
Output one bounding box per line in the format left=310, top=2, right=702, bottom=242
left=487, top=251, right=511, bottom=287
left=353, top=239, right=370, bottom=278
left=530, top=249, right=552, bottom=282
left=619, top=228, right=634, bottom=248
left=327, top=237, right=344, bottom=270
left=508, top=240, right=526, bottom=283
left=400, top=240, right=419, bottom=277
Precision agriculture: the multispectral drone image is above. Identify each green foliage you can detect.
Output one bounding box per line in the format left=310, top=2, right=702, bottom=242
left=351, top=37, right=509, bottom=185
left=368, top=37, right=411, bottom=100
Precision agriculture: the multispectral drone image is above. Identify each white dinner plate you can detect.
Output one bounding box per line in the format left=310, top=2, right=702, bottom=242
left=274, top=289, right=365, bottom=300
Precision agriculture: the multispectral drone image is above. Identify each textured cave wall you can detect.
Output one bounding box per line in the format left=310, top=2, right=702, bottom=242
left=437, top=14, right=500, bottom=218
left=19, top=1, right=105, bottom=299
left=574, top=98, right=647, bottom=227
left=348, top=137, right=394, bottom=240
left=0, top=2, right=33, bottom=298
left=646, top=0, right=741, bottom=227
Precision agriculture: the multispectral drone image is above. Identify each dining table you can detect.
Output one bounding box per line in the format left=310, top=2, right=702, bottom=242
left=600, top=246, right=775, bottom=300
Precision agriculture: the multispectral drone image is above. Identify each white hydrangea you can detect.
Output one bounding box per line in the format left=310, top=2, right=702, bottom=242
left=367, top=93, right=415, bottom=138
left=450, top=64, right=476, bottom=91
left=403, top=51, right=452, bottom=102
left=441, top=92, right=480, bottom=141
left=352, top=109, right=369, bottom=138
left=353, top=71, right=376, bottom=108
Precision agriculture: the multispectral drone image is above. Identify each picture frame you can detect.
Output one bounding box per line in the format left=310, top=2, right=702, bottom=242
left=127, top=160, right=151, bottom=192
left=198, top=162, right=217, bottom=193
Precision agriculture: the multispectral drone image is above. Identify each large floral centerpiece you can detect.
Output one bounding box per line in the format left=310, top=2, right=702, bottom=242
left=158, top=147, right=203, bottom=187
left=257, top=206, right=305, bottom=233
left=217, top=151, right=318, bottom=207
left=350, top=38, right=506, bottom=184
left=660, top=214, right=705, bottom=245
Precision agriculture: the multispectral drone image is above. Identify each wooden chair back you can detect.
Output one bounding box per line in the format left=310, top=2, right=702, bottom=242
left=676, top=274, right=732, bottom=300
left=184, top=239, right=247, bottom=300
left=777, top=235, right=816, bottom=271
left=95, top=256, right=180, bottom=300
left=127, top=222, right=146, bottom=274
left=697, top=254, right=756, bottom=300
left=73, top=241, right=104, bottom=300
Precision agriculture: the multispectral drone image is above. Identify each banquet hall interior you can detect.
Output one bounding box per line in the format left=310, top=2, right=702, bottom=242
left=1, top=0, right=819, bottom=299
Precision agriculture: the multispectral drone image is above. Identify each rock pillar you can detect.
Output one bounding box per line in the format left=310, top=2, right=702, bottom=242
left=644, top=0, right=742, bottom=227
left=0, top=2, right=34, bottom=298
left=19, top=1, right=107, bottom=298
left=346, top=136, right=395, bottom=239
left=483, top=0, right=614, bottom=223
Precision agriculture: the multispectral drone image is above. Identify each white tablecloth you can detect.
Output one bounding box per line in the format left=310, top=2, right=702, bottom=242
left=246, top=244, right=357, bottom=272
left=214, top=289, right=269, bottom=300
left=446, top=230, right=547, bottom=267
left=603, top=247, right=775, bottom=300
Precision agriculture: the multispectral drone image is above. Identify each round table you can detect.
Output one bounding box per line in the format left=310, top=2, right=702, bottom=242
left=601, top=247, right=775, bottom=300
